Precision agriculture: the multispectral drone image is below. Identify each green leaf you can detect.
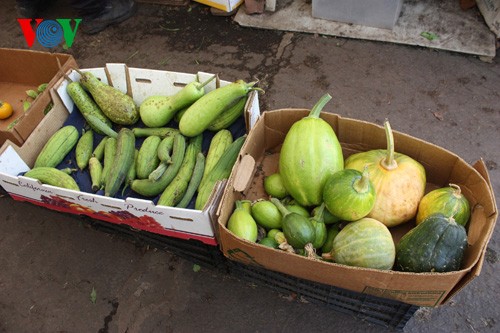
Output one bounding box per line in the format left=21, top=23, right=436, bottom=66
left=23, top=101, right=31, bottom=111
left=90, top=287, right=97, bottom=304
left=37, top=83, right=48, bottom=93
left=7, top=118, right=20, bottom=130
left=193, top=264, right=201, bottom=272
left=26, top=89, right=39, bottom=99
left=420, top=31, right=438, bottom=41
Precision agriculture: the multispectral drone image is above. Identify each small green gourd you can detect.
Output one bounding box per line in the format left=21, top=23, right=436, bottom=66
left=227, top=200, right=258, bottom=242
left=270, top=198, right=316, bottom=250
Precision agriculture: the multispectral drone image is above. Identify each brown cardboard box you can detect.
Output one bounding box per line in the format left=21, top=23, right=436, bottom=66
left=0, top=48, right=77, bottom=146
left=217, top=109, right=498, bottom=307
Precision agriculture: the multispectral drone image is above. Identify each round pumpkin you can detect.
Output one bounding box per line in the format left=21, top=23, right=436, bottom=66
left=416, top=183, right=470, bottom=227
left=344, top=120, right=426, bottom=227
left=332, top=217, right=395, bottom=270
left=323, top=168, right=376, bottom=221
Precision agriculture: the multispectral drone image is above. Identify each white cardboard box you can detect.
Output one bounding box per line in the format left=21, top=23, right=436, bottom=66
left=194, top=0, right=244, bottom=12
left=0, top=64, right=260, bottom=246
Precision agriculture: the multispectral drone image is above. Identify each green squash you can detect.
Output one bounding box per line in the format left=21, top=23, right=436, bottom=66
left=309, top=203, right=327, bottom=249
left=323, top=167, right=376, bottom=221
left=416, top=183, right=471, bottom=227
left=259, top=237, right=279, bottom=249
left=279, top=94, right=344, bottom=207
left=332, top=218, right=395, bottom=270
left=396, top=213, right=468, bottom=273
left=281, top=198, right=310, bottom=217
left=271, top=198, right=316, bottom=249
left=227, top=200, right=258, bottom=242
left=344, top=120, right=426, bottom=227
left=263, top=172, right=289, bottom=199
left=312, top=205, right=340, bottom=224
left=251, top=199, right=283, bottom=230
left=321, top=224, right=340, bottom=259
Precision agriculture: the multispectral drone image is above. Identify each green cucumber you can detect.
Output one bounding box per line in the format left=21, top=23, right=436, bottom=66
left=34, top=126, right=79, bottom=168
left=100, top=137, right=117, bottom=186
left=88, top=157, right=103, bottom=192
left=195, top=135, right=246, bottom=210
left=66, top=81, right=112, bottom=135
left=24, top=167, right=79, bottom=191
left=179, top=80, right=261, bottom=137
left=176, top=152, right=206, bottom=208
left=136, top=135, right=161, bottom=179
left=207, top=96, right=247, bottom=131
left=92, top=137, right=108, bottom=161
left=131, top=133, right=186, bottom=197
left=104, top=128, right=135, bottom=197
left=139, top=75, right=216, bottom=127
left=148, top=135, right=175, bottom=181
left=200, top=129, right=233, bottom=190
left=132, top=127, right=178, bottom=138
left=85, top=114, right=118, bottom=139
left=158, top=135, right=203, bottom=207
left=75, top=129, right=94, bottom=170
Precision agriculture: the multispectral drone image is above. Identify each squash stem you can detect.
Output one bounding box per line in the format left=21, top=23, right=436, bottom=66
left=240, top=200, right=252, bottom=214
left=270, top=197, right=290, bottom=217
left=353, top=166, right=371, bottom=193
left=304, top=243, right=321, bottom=260
left=246, top=81, right=265, bottom=94
left=311, top=203, right=325, bottom=223
left=449, top=183, right=462, bottom=198
left=308, top=93, right=332, bottom=118
left=198, top=75, right=217, bottom=88
left=381, top=119, right=398, bottom=170
left=234, top=200, right=245, bottom=211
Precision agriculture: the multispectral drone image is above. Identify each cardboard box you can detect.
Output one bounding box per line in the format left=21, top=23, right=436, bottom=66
left=312, top=0, right=404, bottom=30
left=217, top=109, right=498, bottom=307
left=194, top=0, right=244, bottom=12
left=0, top=63, right=260, bottom=246
left=0, top=48, right=77, bottom=147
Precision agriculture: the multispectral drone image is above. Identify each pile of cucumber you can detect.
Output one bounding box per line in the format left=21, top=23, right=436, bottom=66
left=26, top=70, right=260, bottom=210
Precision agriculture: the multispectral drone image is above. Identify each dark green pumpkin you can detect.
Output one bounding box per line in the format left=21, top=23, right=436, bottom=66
left=396, top=214, right=468, bottom=273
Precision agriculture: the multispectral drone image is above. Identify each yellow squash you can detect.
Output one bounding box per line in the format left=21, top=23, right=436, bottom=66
left=344, top=120, right=426, bottom=227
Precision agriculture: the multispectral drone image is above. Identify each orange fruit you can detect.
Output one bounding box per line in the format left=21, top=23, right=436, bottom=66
left=0, top=101, right=14, bottom=120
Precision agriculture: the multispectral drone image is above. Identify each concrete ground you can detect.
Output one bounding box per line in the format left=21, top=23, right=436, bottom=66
left=1, top=1, right=499, bottom=332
